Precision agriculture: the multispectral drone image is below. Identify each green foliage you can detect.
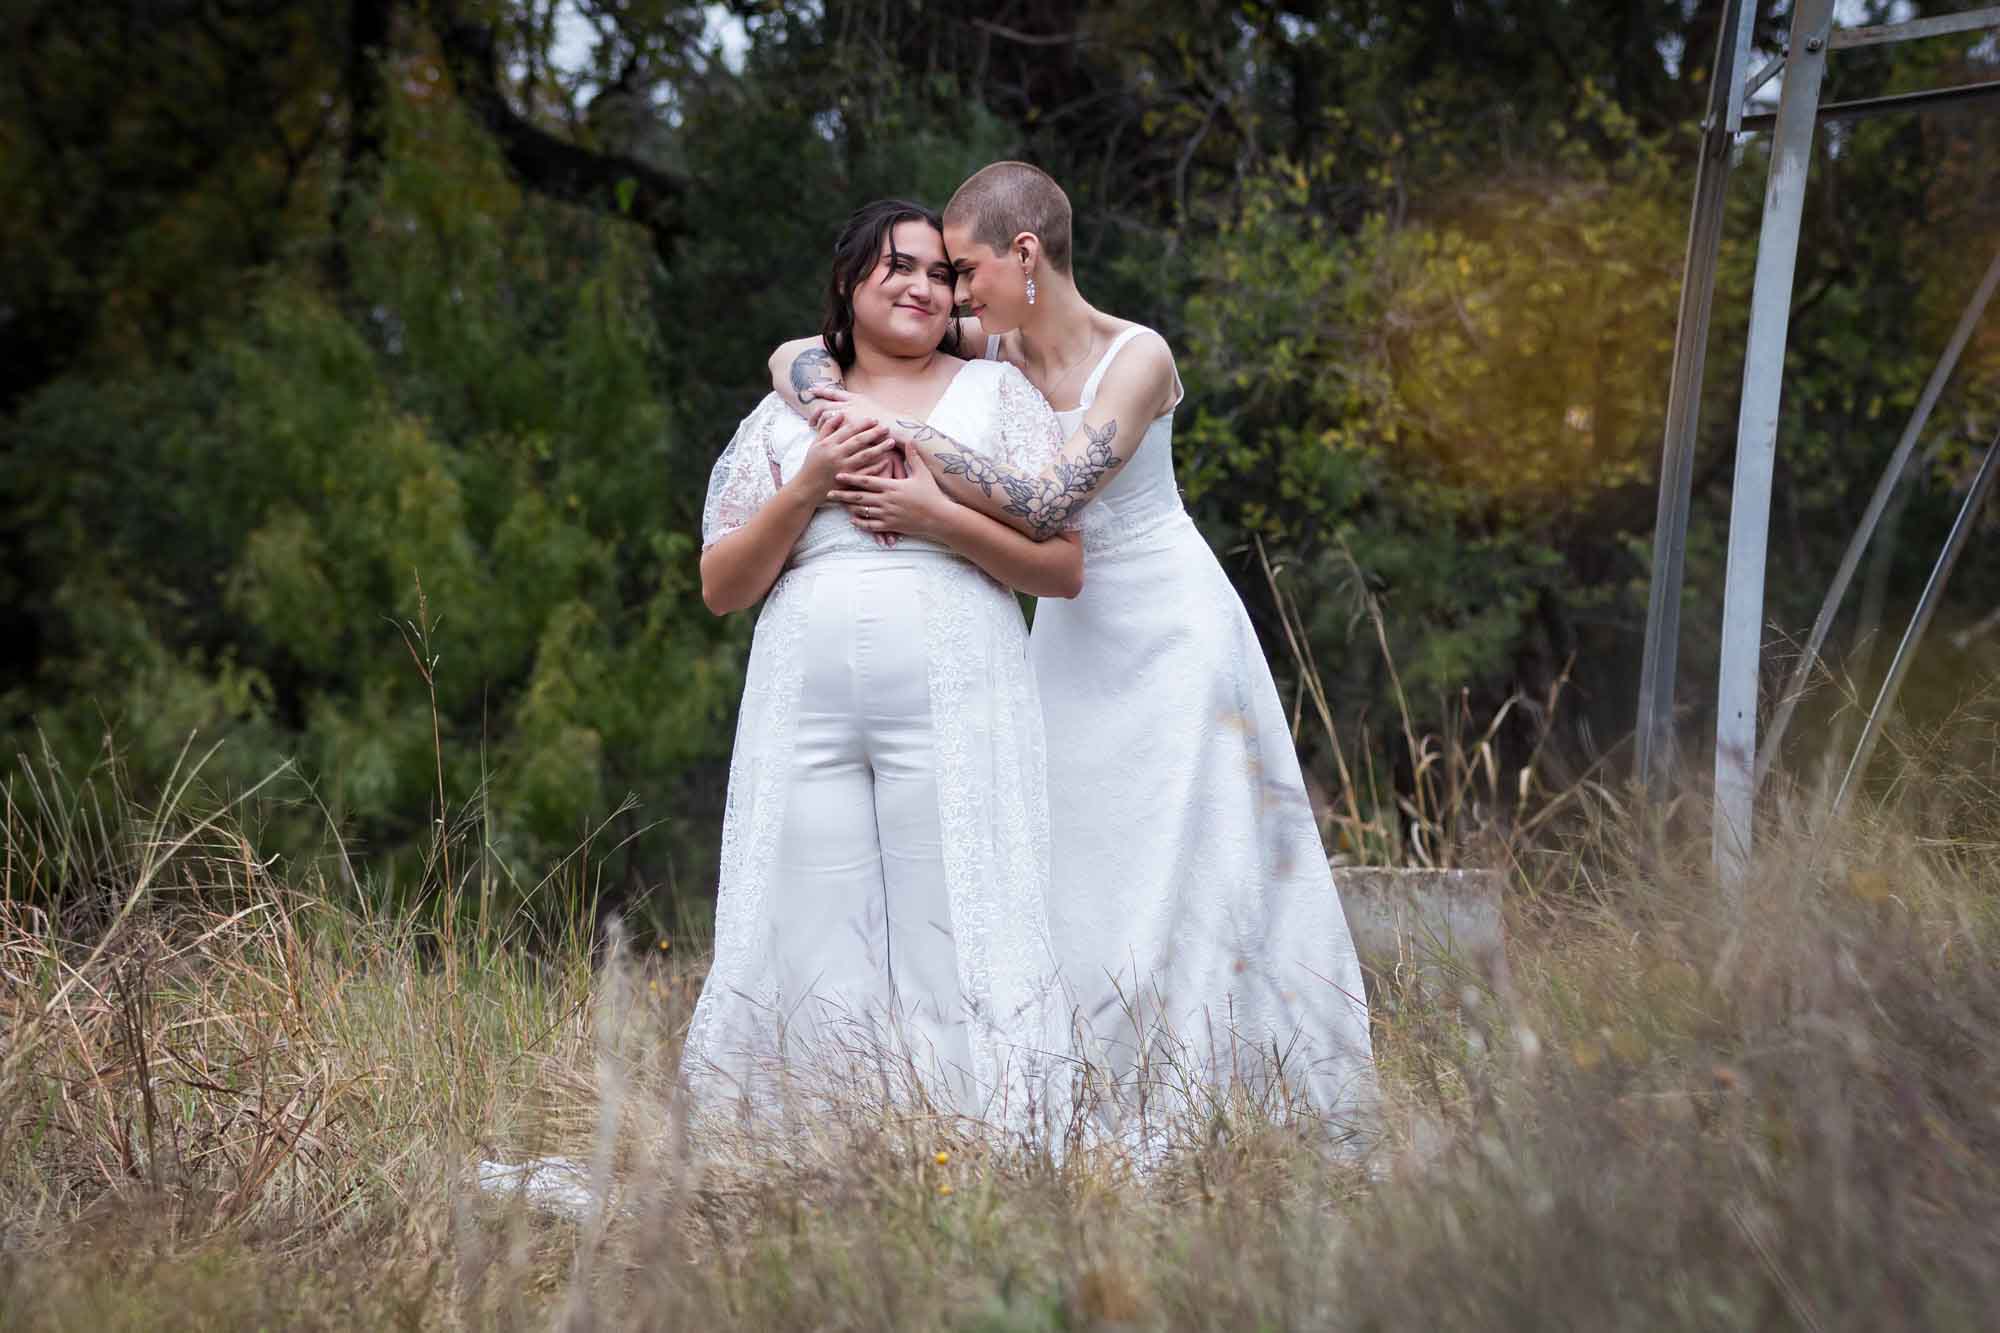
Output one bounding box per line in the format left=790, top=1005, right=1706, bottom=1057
left=647, top=20, right=1018, bottom=434
left=1174, top=42, right=1998, bottom=791
left=1182, top=90, right=1720, bottom=746
left=3, top=0, right=1997, bottom=907
left=5, top=90, right=742, bottom=920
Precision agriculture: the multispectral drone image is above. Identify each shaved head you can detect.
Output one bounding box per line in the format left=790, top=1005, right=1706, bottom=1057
left=944, top=161, right=1073, bottom=273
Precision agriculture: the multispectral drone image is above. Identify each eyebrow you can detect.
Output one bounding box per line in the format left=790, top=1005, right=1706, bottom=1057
left=880, top=245, right=951, bottom=279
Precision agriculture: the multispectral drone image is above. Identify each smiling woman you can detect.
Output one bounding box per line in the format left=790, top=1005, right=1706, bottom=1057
left=812, top=203, right=964, bottom=379
left=766, top=165, right=1380, bottom=1153
left=684, top=200, right=1082, bottom=1130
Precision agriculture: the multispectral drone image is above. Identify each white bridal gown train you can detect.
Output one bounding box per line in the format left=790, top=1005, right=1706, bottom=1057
left=1003, top=327, right=1379, bottom=1142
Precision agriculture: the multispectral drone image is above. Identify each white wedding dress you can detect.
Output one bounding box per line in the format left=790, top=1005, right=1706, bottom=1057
left=1001, top=327, right=1378, bottom=1142
left=686, top=360, right=1067, bottom=1128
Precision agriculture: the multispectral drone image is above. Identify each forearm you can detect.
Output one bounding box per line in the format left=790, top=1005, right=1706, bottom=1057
left=903, top=435, right=1044, bottom=539
left=933, top=506, right=1084, bottom=599
left=771, top=338, right=842, bottom=419
left=901, top=420, right=1124, bottom=542
left=699, top=484, right=817, bottom=613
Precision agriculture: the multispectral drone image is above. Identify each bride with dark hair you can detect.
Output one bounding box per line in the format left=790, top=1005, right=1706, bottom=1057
left=772, top=167, right=1379, bottom=1152
left=687, top=199, right=1079, bottom=1124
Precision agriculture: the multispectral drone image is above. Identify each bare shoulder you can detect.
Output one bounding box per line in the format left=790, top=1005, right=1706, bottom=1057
left=1097, top=323, right=1178, bottom=403
left=770, top=334, right=824, bottom=368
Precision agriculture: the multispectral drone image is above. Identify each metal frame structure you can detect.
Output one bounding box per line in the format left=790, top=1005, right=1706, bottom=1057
left=1635, top=1, right=2000, bottom=877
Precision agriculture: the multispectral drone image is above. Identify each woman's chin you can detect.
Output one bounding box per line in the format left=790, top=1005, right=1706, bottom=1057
left=859, top=326, right=949, bottom=356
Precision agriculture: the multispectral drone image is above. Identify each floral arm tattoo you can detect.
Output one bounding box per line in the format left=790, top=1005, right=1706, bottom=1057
left=788, top=346, right=843, bottom=408
left=901, top=417, right=1124, bottom=541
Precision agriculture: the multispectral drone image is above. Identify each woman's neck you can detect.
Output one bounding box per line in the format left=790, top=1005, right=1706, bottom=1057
left=846, top=338, right=941, bottom=393
left=1013, top=276, right=1097, bottom=374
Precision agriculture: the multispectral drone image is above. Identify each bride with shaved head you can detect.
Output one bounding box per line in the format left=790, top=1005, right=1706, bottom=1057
left=766, top=163, right=1378, bottom=1153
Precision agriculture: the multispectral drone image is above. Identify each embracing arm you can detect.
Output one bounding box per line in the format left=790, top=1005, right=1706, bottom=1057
left=702, top=412, right=897, bottom=613
left=933, top=509, right=1084, bottom=599
left=769, top=338, right=842, bottom=419
left=843, top=335, right=1178, bottom=541
left=837, top=449, right=1084, bottom=598
left=699, top=482, right=817, bottom=614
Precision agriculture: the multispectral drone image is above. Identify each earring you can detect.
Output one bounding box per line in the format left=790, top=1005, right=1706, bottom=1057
left=1026, top=276, right=1037, bottom=305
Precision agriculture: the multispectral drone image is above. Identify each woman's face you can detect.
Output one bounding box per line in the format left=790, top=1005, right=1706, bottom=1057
left=848, top=219, right=955, bottom=353
left=943, top=223, right=1027, bottom=334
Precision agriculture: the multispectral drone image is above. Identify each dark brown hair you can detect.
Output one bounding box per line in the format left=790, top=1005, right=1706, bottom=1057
left=818, top=199, right=963, bottom=371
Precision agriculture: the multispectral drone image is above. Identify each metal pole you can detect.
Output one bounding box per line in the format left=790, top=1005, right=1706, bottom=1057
left=1830, top=425, right=2000, bottom=820
left=1712, top=0, right=1836, bottom=879
left=1635, top=0, right=1753, bottom=791
left=1755, top=250, right=2000, bottom=791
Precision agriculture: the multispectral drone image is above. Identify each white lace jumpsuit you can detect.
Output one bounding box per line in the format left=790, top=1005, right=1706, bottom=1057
left=686, top=360, right=1066, bottom=1125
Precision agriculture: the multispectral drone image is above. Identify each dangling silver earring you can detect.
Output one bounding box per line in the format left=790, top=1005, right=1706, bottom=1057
left=1026, top=276, right=1037, bottom=305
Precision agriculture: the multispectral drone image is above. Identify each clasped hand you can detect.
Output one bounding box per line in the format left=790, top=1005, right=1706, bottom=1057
left=796, top=409, right=904, bottom=547
left=811, top=404, right=956, bottom=543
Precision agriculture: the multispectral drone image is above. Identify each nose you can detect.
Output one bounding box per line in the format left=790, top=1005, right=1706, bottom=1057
left=953, top=271, right=972, bottom=306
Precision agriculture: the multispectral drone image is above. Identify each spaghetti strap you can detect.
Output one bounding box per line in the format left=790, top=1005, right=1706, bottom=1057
left=1077, top=326, right=1154, bottom=410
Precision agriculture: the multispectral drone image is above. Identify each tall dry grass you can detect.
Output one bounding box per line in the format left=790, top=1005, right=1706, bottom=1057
left=2, top=722, right=1998, bottom=1329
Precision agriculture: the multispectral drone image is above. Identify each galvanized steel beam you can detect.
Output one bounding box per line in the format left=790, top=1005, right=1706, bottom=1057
left=1634, top=0, right=1754, bottom=791
left=1828, top=6, right=2000, bottom=50
left=1831, top=425, right=2000, bottom=819
left=1711, top=0, right=1836, bottom=878
left=1755, top=250, right=2000, bottom=792
left=1738, top=77, right=2000, bottom=131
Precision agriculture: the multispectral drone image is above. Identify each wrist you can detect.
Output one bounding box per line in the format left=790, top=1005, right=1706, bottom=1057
left=922, top=499, right=966, bottom=545
left=779, top=475, right=823, bottom=511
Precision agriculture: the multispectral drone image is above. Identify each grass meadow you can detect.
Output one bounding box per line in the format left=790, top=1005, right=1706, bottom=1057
left=3, top=717, right=1999, bottom=1331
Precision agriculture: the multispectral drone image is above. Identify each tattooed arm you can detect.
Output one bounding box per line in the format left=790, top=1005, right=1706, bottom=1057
left=829, top=334, right=1179, bottom=541
left=769, top=317, right=989, bottom=420
left=768, top=338, right=843, bottom=419
left=840, top=450, right=1085, bottom=598
left=900, top=417, right=1124, bottom=541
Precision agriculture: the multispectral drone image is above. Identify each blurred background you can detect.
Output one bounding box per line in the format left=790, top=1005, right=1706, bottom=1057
left=2, top=0, right=1996, bottom=935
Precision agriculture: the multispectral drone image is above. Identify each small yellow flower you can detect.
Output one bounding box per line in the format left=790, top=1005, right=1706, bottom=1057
left=658, top=938, right=671, bottom=951
left=936, top=1182, right=953, bottom=1197
left=649, top=980, right=660, bottom=995
left=933, top=1150, right=950, bottom=1166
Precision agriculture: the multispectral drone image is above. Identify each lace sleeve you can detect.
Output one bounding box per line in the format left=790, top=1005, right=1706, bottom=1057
left=701, top=396, right=788, bottom=550
left=992, top=363, right=1064, bottom=476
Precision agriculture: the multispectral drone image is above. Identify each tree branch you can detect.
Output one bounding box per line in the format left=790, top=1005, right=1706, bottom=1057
left=968, top=17, right=1095, bottom=49
left=432, top=11, right=692, bottom=259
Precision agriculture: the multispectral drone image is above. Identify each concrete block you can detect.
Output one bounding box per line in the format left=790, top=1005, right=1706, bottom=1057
left=1334, top=867, right=1510, bottom=1007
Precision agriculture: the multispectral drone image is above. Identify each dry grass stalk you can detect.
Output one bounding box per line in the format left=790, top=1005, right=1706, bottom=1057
left=0, top=718, right=1997, bottom=1327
